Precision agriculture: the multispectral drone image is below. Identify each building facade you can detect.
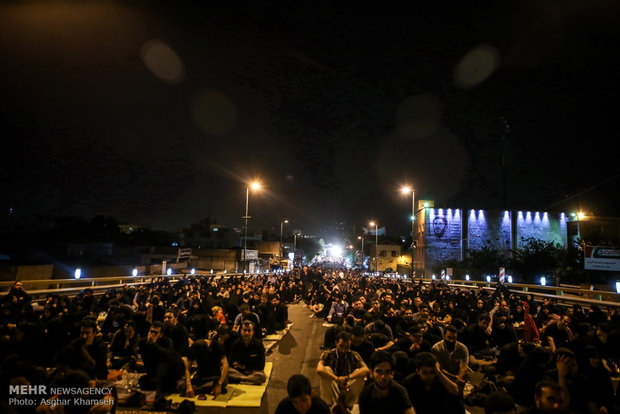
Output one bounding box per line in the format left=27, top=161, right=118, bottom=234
left=414, top=201, right=568, bottom=273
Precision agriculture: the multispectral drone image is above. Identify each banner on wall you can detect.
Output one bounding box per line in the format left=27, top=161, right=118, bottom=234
left=584, top=246, right=620, bottom=271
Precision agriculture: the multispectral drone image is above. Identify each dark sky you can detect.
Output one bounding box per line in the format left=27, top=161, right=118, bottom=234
left=1, top=1, right=619, bottom=240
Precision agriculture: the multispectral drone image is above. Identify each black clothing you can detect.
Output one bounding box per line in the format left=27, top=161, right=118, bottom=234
left=275, top=396, right=331, bottom=414
left=54, top=337, right=108, bottom=380
left=229, top=337, right=265, bottom=372
left=138, top=336, right=185, bottom=395
left=402, top=372, right=464, bottom=414
left=164, top=323, right=190, bottom=356
left=358, top=380, right=413, bottom=414
left=190, top=339, right=226, bottom=380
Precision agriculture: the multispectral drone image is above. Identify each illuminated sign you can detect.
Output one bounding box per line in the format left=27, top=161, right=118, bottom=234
left=584, top=246, right=620, bottom=271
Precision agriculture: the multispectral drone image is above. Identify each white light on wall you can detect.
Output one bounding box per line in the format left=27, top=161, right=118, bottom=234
left=132, top=268, right=138, bottom=277
left=210, top=269, right=214, bottom=274
left=190, top=268, right=196, bottom=275
left=465, top=274, right=470, bottom=281
left=432, top=275, right=436, bottom=280
left=540, top=276, right=546, bottom=286
left=507, top=275, right=513, bottom=283
left=167, top=268, right=172, bottom=276
left=615, top=281, right=620, bottom=294
left=446, top=275, right=450, bottom=281
left=74, top=268, right=82, bottom=279
left=486, top=275, right=491, bottom=283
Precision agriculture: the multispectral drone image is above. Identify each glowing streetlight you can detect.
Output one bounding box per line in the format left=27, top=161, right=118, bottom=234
left=357, top=236, right=365, bottom=268
left=280, top=219, right=289, bottom=266
left=400, top=186, right=415, bottom=278
left=369, top=221, right=379, bottom=271
left=243, top=180, right=262, bottom=273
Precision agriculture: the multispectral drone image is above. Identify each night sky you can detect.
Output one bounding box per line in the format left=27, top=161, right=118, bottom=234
left=2, top=1, right=619, bottom=240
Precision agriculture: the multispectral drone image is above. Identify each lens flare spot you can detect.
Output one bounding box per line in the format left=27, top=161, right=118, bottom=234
left=454, top=44, right=500, bottom=88
left=190, top=90, right=238, bottom=136
left=140, top=39, right=185, bottom=84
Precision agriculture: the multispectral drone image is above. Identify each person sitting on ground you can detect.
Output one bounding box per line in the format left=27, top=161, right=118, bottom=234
left=542, top=314, right=573, bottom=354
left=358, top=350, right=415, bottom=414
left=364, top=319, right=395, bottom=352
left=227, top=320, right=266, bottom=384
left=401, top=352, right=462, bottom=414
left=316, top=330, right=369, bottom=410
left=138, top=320, right=185, bottom=396
left=461, top=313, right=497, bottom=367
left=543, top=347, right=600, bottom=414
left=524, top=379, right=571, bottom=414
left=350, top=325, right=375, bottom=365
left=163, top=308, right=191, bottom=356
left=232, top=303, right=263, bottom=339
left=275, top=374, right=331, bottom=414
left=108, top=320, right=141, bottom=370
left=54, top=317, right=108, bottom=380
left=431, top=325, right=469, bottom=388
left=178, top=336, right=229, bottom=398
left=484, top=391, right=517, bottom=414
left=393, top=325, right=432, bottom=359
left=327, top=293, right=348, bottom=325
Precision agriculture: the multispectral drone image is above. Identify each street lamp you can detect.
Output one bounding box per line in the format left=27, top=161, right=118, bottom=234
left=369, top=221, right=378, bottom=272
left=280, top=219, right=289, bottom=267
left=357, top=236, right=364, bottom=269
left=243, top=180, right=261, bottom=273
left=400, top=185, right=415, bottom=278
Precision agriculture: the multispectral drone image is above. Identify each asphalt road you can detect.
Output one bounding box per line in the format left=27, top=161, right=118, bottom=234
left=194, top=302, right=327, bottom=414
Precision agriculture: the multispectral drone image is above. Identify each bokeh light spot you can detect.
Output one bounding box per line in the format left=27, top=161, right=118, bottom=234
left=140, top=39, right=185, bottom=84
left=395, top=93, right=443, bottom=140
left=454, top=44, right=500, bottom=88
left=190, top=90, right=238, bottom=136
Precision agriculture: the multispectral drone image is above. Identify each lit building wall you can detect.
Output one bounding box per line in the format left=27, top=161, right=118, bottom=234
left=424, top=208, right=462, bottom=266
left=515, top=211, right=567, bottom=248
left=467, top=210, right=512, bottom=256
left=421, top=208, right=567, bottom=271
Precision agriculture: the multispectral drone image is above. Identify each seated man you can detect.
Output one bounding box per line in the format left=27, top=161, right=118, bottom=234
left=358, top=350, right=415, bottom=414
left=178, top=337, right=229, bottom=397
left=316, top=331, right=369, bottom=409
left=484, top=391, right=517, bottom=414
left=275, top=374, right=331, bottom=414
left=431, top=325, right=469, bottom=388
left=402, top=352, right=462, bottom=414
left=461, top=313, right=497, bottom=367
left=54, top=318, right=108, bottom=380
left=228, top=321, right=267, bottom=384
left=524, top=379, right=570, bottom=414
left=233, top=303, right=263, bottom=339
left=163, top=308, right=191, bottom=356
left=138, top=321, right=185, bottom=396
left=326, top=293, right=349, bottom=325
left=108, top=320, right=141, bottom=370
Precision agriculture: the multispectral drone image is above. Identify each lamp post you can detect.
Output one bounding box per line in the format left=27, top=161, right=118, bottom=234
left=280, top=219, right=289, bottom=267
left=400, top=186, right=415, bottom=279
left=369, top=221, right=378, bottom=272
left=243, top=181, right=261, bottom=273
left=357, top=236, right=364, bottom=269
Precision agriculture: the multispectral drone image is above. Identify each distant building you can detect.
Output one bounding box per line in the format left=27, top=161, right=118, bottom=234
left=414, top=201, right=568, bottom=273
left=180, top=220, right=237, bottom=249
left=368, top=244, right=402, bottom=272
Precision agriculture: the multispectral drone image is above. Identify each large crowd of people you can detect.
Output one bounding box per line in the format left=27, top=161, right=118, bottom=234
left=0, top=267, right=619, bottom=414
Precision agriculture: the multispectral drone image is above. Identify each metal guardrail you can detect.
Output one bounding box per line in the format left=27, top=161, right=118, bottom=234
left=1, top=273, right=619, bottom=308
